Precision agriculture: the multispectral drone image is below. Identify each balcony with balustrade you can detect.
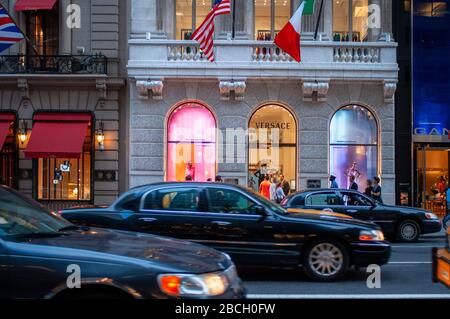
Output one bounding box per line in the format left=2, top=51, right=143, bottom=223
left=128, top=39, right=398, bottom=83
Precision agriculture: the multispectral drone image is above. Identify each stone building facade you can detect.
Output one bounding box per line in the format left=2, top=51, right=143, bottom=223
left=0, top=0, right=127, bottom=209
left=127, top=0, right=398, bottom=204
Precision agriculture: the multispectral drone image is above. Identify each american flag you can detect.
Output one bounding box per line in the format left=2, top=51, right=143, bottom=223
left=0, top=5, right=24, bottom=53
left=191, top=0, right=231, bottom=62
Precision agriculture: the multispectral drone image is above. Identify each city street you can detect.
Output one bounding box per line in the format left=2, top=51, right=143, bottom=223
left=242, top=232, right=450, bottom=299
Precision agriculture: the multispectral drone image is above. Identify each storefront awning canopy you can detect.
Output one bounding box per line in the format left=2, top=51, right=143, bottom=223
left=14, top=0, right=58, bottom=11
left=0, top=114, right=14, bottom=151
left=24, top=113, right=91, bottom=159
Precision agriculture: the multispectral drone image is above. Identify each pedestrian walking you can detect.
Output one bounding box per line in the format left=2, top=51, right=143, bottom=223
left=279, top=175, right=290, bottom=196
left=259, top=175, right=271, bottom=200
left=329, top=175, right=339, bottom=189
left=446, top=186, right=450, bottom=216
left=275, top=182, right=286, bottom=204
left=349, top=175, right=358, bottom=191
left=364, top=179, right=373, bottom=197
left=372, top=176, right=383, bottom=204
left=269, top=176, right=278, bottom=201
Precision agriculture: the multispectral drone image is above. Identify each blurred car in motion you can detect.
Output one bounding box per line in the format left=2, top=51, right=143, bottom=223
left=432, top=226, right=450, bottom=289
left=0, top=185, right=244, bottom=299
left=62, top=182, right=391, bottom=282
left=281, top=189, right=442, bottom=242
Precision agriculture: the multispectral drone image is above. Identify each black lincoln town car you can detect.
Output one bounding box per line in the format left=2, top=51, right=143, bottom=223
left=0, top=185, right=244, bottom=299
left=281, top=189, right=442, bottom=243
left=62, top=182, right=391, bottom=282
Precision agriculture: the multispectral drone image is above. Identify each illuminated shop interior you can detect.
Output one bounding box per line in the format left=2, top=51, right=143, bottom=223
left=248, top=104, right=297, bottom=192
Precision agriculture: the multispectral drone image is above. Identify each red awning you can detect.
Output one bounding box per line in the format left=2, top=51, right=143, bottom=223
left=24, top=113, right=91, bottom=159
left=0, top=114, right=14, bottom=150
left=15, top=0, right=58, bottom=11
left=0, top=122, right=11, bottom=151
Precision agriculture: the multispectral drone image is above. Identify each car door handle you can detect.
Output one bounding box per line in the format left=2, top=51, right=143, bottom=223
left=138, top=217, right=157, bottom=222
left=346, top=210, right=358, bottom=213
left=211, top=221, right=231, bottom=227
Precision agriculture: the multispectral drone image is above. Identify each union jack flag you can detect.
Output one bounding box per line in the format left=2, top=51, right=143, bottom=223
left=0, top=5, right=25, bottom=53
left=191, top=0, right=231, bottom=62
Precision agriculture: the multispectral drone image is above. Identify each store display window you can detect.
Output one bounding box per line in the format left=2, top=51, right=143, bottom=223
left=167, top=102, right=217, bottom=182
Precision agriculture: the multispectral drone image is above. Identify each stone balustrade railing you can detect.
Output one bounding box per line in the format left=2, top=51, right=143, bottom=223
left=128, top=39, right=397, bottom=81
left=130, top=39, right=396, bottom=64
left=167, top=44, right=208, bottom=61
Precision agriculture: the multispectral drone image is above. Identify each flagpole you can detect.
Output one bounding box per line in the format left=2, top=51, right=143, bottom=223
left=231, top=0, right=236, bottom=39
left=1, top=4, right=40, bottom=56
left=313, top=0, right=324, bottom=40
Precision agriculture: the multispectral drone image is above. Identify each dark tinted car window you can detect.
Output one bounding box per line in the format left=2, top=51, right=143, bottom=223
left=305, top=193, right=341, bottom=206
left=207, top=188, right=257, bottom=215
left=143, top=187, right=202, bottom=212
left=289, top=195, right=304, bottom=206
left=116, top=193, right=140, bottom=211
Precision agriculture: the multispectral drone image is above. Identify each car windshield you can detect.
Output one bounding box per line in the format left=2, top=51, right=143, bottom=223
left=0, top=187, right=72, bottom=238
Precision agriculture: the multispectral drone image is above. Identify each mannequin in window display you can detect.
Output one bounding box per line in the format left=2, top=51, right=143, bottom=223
left=185, top=161, right=196, bottom=182
left=255, top=162, right=269, bottom=188
left=344, top=162, right=361, bottom=188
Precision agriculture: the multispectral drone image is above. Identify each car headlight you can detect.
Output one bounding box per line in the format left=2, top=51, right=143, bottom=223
left=359, top=230, right=385, bottom=241
left=425, top=212, right=439, bottom=220
left=158, top=271, right=229, bottom=297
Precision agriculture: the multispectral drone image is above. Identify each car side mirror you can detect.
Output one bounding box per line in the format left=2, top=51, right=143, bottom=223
left=254, top=205, right=268, bottom=217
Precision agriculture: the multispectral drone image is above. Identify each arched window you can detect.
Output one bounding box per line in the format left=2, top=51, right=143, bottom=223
left=167, top=102, right=216, bottom=182
left=329, top=105, right=378, bottom=190
left=248, top=104, right=297, bottom=193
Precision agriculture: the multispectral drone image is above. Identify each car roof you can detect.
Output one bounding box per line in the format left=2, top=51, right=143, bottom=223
left=296, top=189, right=358, bottom=193
left=287, top=189, right=361, bottom=199
left=128, top=182, right=248, bottom=195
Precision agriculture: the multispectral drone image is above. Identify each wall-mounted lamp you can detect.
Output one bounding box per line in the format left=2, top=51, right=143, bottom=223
left=96, top=121, right=105, bottom=151
left=18, top=120, right=28, bottom=145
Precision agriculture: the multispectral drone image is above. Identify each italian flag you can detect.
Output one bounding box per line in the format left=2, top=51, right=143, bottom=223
left=274, top=0, right=311, bottom=62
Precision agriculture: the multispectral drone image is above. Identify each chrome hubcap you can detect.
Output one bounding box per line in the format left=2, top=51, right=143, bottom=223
left=401, top=223, right=417, bottom=240
left=308, top=243, right=344, bottom=277
left=444, top=219, right=450, bottom=230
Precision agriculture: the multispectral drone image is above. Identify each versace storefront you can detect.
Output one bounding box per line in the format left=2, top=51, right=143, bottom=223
left=127, top=79, right=395, bottom=204
left=127, top=0, right=398, bottom=204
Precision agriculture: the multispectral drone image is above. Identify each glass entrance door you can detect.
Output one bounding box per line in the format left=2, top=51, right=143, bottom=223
left=415, top=146, right=449, bottom=217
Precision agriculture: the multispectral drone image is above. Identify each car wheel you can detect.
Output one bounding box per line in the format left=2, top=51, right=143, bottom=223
left=397, top=220, right=420, bottom=242
left=303, top=239, right=349, bottom=282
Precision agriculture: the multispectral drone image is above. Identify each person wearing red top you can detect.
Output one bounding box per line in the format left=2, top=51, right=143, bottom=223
left=259, top=175, right=271, bottom=200
left=437, top=176, right=447, bottom=194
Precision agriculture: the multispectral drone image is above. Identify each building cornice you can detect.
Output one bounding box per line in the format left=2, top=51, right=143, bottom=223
left=0, top=75, right=126, bottom=90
